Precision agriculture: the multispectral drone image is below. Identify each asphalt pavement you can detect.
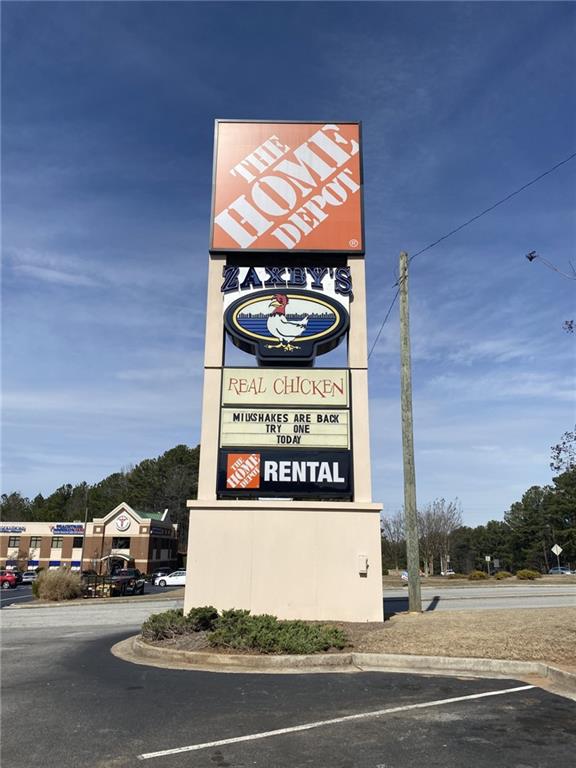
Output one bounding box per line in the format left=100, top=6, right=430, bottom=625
left=2, top=617, right=575, bottom=768
left=0, top=582, right=182, bottom=609
left=2, top=600, right=576, bottom=768
left=3, top=582, right=574, bottom=614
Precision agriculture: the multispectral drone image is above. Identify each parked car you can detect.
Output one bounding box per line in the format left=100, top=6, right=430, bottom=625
left=441, top=569, right=456, bottom=576
left=21, top=572, right=38, bottom=584
left=548, top=567, right=573, bottom=575
left=148, top=567, right=173, bottom=582
left=154, top=570, right=186, bottom=587
left=108, top=569, right=146, bottom=595
left=0, top=571, right=17, bottom=590
left=8, top=570, right=24, bottom=584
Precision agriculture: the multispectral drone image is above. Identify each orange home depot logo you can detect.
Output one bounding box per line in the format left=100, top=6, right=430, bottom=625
left=226, top=453, right=261, bottom=489
left=211, top=122, right=363, bottom=253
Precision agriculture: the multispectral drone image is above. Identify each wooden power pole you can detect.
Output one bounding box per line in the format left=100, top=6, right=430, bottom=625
left=399, top=251, right=422, bottom=613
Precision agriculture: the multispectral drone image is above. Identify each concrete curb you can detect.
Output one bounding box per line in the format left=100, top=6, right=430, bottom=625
left=111, top=635, right=576, bottom=696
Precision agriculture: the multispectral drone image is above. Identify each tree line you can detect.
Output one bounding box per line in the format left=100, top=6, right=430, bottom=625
left=381, top=430, right=576, bottom=574
left=0, top=444, right=200, bottom=544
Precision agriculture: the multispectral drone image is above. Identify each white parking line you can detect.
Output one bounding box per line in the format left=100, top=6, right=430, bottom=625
left=1, top=594, right=34, bottom=602
left=137, top=684, right=535, bottom=761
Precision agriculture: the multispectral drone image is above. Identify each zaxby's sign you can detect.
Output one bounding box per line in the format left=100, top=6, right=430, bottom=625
left=222, top=266, right=351, bottom=365
left=210, top=121, right=363, bottom=253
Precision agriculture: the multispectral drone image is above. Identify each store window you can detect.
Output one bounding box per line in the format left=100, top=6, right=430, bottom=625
left=30, top=537, right=42, bottom=548
left=8, top=536, right=20, bottom=548
left=51, top=537, right=64, bottom=549
left=112, top=537, right=130, bottom=549
left=72, top=537, right=83, bottom=548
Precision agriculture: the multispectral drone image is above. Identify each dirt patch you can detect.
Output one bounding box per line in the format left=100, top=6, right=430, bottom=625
left=147, top=607, right=576, bottom=665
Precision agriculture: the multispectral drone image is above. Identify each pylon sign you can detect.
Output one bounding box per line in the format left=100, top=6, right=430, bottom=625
left=210, top=121, right=364, bottom=253
left=211, top=122, right=363, bottom=499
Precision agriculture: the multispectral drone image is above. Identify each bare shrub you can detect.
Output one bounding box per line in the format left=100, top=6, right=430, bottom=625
left=34, top=568, right=82, bottom=601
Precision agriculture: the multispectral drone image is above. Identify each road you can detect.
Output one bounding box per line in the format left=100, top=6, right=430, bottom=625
left=384, top=584, right=576, bottom=615
left=2, top=601, right=576, bottom=768
left=3, top=582, right=575, bottom=614
left=0, top=582, right=183, bottom=609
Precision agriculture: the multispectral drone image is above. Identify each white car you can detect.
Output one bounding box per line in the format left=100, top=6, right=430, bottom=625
left=154, top=570, right=186, bottom=587
left=21, top=572, right=38, bottom=584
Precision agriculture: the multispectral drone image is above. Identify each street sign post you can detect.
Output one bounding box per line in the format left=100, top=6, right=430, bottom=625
left=551, top=543, right=563, bottom=572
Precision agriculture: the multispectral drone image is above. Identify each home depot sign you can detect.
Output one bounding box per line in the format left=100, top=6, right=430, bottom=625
left=210, top=122, right=363, bottom=253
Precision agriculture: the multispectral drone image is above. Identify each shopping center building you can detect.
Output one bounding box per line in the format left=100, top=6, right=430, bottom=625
left=0, top=502, right=178, bottom=574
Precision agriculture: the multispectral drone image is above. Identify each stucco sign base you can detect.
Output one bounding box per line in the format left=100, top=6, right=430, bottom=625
left=184, top=500, right=383, bottom=623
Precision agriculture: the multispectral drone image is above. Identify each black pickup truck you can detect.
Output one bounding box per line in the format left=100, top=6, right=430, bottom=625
left=82, top=569, right=146, bottom=598
left=108, top=569, right=146, bottom=595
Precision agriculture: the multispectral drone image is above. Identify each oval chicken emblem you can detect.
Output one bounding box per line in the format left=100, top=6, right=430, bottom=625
left=224, top=289, right=349, bottom=365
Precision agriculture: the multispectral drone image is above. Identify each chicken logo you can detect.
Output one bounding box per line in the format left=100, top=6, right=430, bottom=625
left=266, top=294, right=309, bottom=351
left=224, top=289, right=349, bottom=365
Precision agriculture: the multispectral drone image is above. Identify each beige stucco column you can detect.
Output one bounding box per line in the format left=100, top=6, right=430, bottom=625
left=196, top=255, right=225, bottom=501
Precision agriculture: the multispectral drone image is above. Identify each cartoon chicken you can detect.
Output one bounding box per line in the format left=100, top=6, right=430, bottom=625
left=266, top=294, right=309, bottom=350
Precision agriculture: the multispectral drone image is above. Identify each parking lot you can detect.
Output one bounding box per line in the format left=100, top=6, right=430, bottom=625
left=2, top=601, right=575, bottom=768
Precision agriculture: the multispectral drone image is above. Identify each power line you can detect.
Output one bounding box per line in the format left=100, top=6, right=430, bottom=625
left=367, top=286, right=400, bottom=359
left=408, top=151, right=576, bottom=265
left=367, top=150, right=576, bottom=359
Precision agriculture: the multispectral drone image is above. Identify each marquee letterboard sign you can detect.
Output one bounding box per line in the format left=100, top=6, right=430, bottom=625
left=218, top=368, right=352, bottom=499
left=222, top=266, right=351, bottom=366
left=210, top=121, right=364, bottom=254
left=220, top=408, right=350, bottom=449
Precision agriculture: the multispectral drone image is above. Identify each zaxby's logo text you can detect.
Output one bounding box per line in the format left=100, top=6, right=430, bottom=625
left=210, top=122, right=363, bottom=253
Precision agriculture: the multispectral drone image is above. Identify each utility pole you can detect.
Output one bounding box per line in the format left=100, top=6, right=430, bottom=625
left=399, top=251, right=422, bottom=613
left=79, top=483, right=89, bottom=574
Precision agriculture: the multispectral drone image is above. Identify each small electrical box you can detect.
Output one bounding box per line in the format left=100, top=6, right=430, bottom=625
left=358, top=554, right=369, bottom=575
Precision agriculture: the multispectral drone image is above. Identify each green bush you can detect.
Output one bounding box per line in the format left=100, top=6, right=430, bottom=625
left=468, top=570, right=489, bottom=581
left=187, top=606, right=219, bottom=632
left=142, top=609, right=188, bottom=641
left=494, top=571, right=513, bottom=580
left=382, top=568, right=389, bottom=576
left=516, top=569, right=542, bottom=580
left=142, top=606, right=219, bottom=641
left=141, top=607, right=348, bottom=654
left=207, top=609, right=348, bottom=654
left=33, top=568, right=82, bottom=601
left=447, top=573, right=467, bottom=579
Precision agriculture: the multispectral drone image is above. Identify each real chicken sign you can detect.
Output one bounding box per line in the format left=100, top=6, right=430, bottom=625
left=210, top=121, right=363, bottom=253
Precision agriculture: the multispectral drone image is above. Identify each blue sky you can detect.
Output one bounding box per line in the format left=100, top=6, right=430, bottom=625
left=2, top=1, right=574, bottom=525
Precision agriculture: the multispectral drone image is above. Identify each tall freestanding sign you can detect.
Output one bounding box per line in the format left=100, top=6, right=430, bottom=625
left=185, top=121, right=383, bottom=621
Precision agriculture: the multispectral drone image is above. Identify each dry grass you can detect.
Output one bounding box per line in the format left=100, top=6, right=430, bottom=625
left=335, top=607, right=576, bottom=666
left=151, top=607, right=576, bottom=667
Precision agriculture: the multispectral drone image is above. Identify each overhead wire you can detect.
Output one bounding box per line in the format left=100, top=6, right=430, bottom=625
left=367, top=150, right=576, bottom=360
